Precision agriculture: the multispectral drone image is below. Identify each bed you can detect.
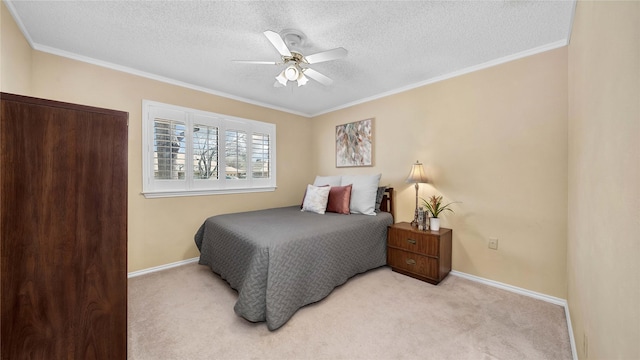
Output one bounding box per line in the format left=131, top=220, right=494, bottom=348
left=194, top=187, right=394, bottom=330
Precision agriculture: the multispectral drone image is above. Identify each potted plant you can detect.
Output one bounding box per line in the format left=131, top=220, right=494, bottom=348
left=421, top=195, right=458, bottom=231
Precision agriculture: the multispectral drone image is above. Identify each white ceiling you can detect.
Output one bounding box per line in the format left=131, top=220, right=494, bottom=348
left=6, top=0, right=575, bottom=117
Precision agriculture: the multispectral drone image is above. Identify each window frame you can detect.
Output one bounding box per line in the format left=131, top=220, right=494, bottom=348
left=142, top=100, right=276, bottom=198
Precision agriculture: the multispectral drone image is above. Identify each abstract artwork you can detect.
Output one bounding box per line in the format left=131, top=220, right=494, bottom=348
left=335, top=118, right=373, bottom=167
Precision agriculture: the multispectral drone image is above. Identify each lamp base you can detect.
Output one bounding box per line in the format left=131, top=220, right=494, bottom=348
left=411, top=207, right=419, bottom=227
left=411, top=182, right=420, bottom=227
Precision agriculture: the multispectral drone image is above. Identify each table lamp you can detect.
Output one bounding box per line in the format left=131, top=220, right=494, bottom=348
left=405, top=160, right=428, bottom=226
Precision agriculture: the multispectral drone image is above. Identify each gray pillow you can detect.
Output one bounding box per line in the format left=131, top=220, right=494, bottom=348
left=375, top=186, right=388, bottom=211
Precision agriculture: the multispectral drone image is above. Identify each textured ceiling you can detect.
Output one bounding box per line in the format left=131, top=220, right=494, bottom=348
left=6, top=1, right=575, bottom=117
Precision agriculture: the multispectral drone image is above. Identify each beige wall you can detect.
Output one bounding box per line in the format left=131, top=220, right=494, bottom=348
left=568, top=1, right=640, bottom=359
left=1, top=1, right=31, bottom=94
left=1, top=2, right=313, bottom=272
left=312, top=49, right=569, bottom=298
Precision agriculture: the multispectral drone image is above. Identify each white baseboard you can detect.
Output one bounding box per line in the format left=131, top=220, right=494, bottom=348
left=564, top=301, right=578, bottom=360
left=450, top=270, right=577, bottom=360
left=127, top=257, right=199, bottom=278
left=450, top=270, right=566, bottom=305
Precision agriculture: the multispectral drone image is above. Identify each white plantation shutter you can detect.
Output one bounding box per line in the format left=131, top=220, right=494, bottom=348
left=192, top=124, right=219, bottom=180
left=154, top=118, right=186, bottom=180
left=224, top=129, right=247, bottom=179
left=142, top=100, right=276, bottom=198
left=252, top=133, right=270, bottom=179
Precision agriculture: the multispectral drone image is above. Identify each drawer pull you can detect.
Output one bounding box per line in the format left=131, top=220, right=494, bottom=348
left=407, top=239, right=417, bottom=245
left=406, top=259, right=416, bottom=265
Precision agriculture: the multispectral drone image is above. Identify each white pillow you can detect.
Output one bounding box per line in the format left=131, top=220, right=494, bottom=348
left=301, top=184, right=331, bottom=214
left=313, top=175, right=342, bottom=187
left=340, top=174, right=381, bottom=215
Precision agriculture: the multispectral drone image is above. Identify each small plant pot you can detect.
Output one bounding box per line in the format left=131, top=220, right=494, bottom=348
left=430, top=218, right=440, bottom=231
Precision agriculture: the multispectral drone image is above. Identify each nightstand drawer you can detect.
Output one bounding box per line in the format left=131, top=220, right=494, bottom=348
left=387, top=248, right=438, bottom=279
left=387, top=228, right=439, bottom=256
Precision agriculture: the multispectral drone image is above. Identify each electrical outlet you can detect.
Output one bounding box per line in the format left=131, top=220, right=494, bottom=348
left=488, top=238, right=499, bottom=250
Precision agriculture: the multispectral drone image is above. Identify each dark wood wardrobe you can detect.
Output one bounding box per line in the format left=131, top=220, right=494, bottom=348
left=1, top=93, right=128, bottom=359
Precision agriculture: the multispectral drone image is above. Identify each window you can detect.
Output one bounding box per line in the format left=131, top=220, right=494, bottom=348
left=142, top=100, right=276, bottom=198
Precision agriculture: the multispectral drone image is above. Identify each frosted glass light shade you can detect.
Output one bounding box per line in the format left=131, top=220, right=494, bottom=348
left=284, top=66, right=299, bottom=80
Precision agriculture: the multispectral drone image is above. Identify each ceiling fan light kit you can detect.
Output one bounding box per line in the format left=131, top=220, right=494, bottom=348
left=233, top=29, right=347, bottom=88
left=275, top=64, right=308, bottom=87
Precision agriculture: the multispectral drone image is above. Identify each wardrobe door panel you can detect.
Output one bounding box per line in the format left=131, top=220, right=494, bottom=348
left=1, top=93, right=127, bottom=360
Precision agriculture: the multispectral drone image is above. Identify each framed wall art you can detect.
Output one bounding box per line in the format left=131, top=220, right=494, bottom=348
left=335, top=118, right=374, bottom=167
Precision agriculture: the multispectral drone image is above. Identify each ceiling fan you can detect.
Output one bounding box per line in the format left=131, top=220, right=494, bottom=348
left=233, top=30, right=347, bottom=87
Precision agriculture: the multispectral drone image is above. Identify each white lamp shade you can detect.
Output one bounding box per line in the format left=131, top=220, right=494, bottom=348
left=406, top=161, right=428, bottom=183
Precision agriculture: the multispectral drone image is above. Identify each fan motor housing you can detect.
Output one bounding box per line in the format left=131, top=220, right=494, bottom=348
left=285, top=52, right=307, bottom=65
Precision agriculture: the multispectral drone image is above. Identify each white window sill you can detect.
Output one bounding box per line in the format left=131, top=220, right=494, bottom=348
left=141, top=186, right=277, bottom=199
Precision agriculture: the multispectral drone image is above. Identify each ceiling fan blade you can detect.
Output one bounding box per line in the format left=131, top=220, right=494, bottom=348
left=305, top=47, right=348, bottom=64
left=263, top=30, right=292, bottom=57
left=304, top=68, right=334, bottom=86
left=232, top=60, right=279, bottom=65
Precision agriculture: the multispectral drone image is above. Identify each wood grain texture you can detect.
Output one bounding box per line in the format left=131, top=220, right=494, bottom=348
left=387, top=227, right=439, bottom=256
left=387, top=248, right=438, bottom=278
left=379, top=187, right=394, bottom=219
left=1, top=93, right=128, bottom=360
left=387, top=222, right=452, bottom=285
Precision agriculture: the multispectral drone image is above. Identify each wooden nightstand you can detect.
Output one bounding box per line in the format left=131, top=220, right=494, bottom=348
left=387, top=222, right=452, bottom=285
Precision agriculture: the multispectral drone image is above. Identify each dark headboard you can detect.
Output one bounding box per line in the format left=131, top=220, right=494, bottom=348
left=379, top=187, right=394, bottom=220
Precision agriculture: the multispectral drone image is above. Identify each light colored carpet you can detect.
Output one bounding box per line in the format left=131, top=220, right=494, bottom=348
left=128, top=263, right=572, bottom=360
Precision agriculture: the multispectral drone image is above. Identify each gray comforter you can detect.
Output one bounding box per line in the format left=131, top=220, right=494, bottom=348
left=194, top=206, right=393, bottom=330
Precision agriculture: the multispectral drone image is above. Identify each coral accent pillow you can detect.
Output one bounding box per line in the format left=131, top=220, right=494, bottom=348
left=301, top=184, right=331, bottom=214
left=326, top=184, right=352, bottom=215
